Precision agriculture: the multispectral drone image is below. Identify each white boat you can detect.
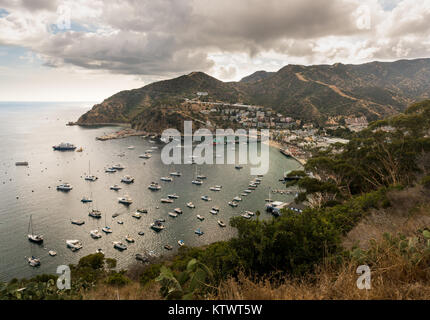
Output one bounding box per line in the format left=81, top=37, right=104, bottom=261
left=102, top=226, right=113, bottom=233
left=125, top=235, right=135, bottom=243
left=197, top=215, right=205, bottom=221
left=53, top=142, right=76, bottom=151
left=233, top=196, right=242, bottom=202
left=105, top=168, right=117, bottom=173
left=132, top=212, right=142, bottom=219
left=90, top=229, right=102, bottom=239
left=174, top=208, right=183, bottom=214
left=178, top=240, right=185, bottom=246
left=187, top=202, right=195, bottom=208
left=241, top=213, right=252, bottom=219
left=110, top=184, right=122, bottom=191
left=111, top=164, right=125, bottom=170
left=148, top=182, right=161, bottom=190
left=161, top=198, right=174, bottom=203
left=168, top=212, right=178, bottom=218
left=228, top=201, right=238, bottom=207
left=170, top=172, right=181, bottom=177
left=139, top=153, right=152, bottom=159
left=27, top=215, right=43, bottom=244
left=96, top=248, right=104, bottom=254
left=113, top=241, right=127, bottom=250
left=212, top=206, right=220, bottom=212
left=210, top=209, right=218, bottom=215
left=89, top=209, right=102, bottom=219
left=48, top=250, right=57, bottom=257
left=210, top=186, right=221, bottom=191
left=57, top=183, right=73, bottom=191
left=217, top=220, right=226, bottom=227
left=150, top=220, right=165, bottom=232
left=66, top=240, right=83, bottom=251
left=145, top=150, right=154, bottom=153
left=215, top=185, right=222, bottom=189
left=160, top=177, right=173, bottom=182
left=168, top=194, right=179, bottom=199
left=118, top=195, right=133, bottom=205
left=117, top=220, right=124, bottom=225
left=192, top=180, right=203, bottom=185
left=28, top=256, right=41, bottom=267
left=84, top=161, right=98, bottom=181
left=245, top=211, right=255, bottom=216
left=201, top=195, right=211, bottom=201
left=121, top=175, right=135, bottom=184
left=128, top=146, right=135, bottom=150
left=196, top=175, right=207, bottom=180
left=244, top=190, right=252, bottom=193
left=241, top=193, right=248, bottom=197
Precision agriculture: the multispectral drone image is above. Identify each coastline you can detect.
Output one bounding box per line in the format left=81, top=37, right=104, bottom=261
left=266, top=139, right=307, bottom=166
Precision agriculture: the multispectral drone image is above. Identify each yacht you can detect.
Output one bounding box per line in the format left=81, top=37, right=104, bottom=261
left=48, top=250, right=57, bottom=257
left=168, top=212, right=178, bottom=218
left=137, top=208, right=148, bottom=214
left=111, top=164, right=125, bottom=170
left=212, top=206, right=220, bottom=212
left=245, top=211, right=255, bottom=216
left=53, top=142, right=76, bottom=151
left=210, top=186, right=221, bottom=191
left=195, top=228, right=204, bottom=236
left=96, top=248, right=104, bottom=254
left=170, top=171, right=181, bottom=177
left=118, top=195, right=133, bottom=205
left=102, top=226, right=113, bottom=234
left=113, top=241, right=127, bottom=251
left=244, top=189, right=252, bottom=193
left=150, top=220, right=165, bottom=232
left=215, top=185, right=222, bottom=189
left=248, top=186, right=257, bottom=190
left=84, top=161, right=98, bottom=181
left=160, top=176, right=173, bottom=182
left=28, top=256, right=41, bottom=267
left=81, top=196, right=92, bottom=203
left=168, top=194, right=179, bottom=199
left=125, top=235, right=135, bottom=243
left=132, top=212, right=142, bottom=219
left=192, top=179, right=203, bottom=185
left=178, top=240, right=185, bottom=247
left=128, top=146, right=135, bottom=150
left=235, top=165, right=243, bottom=170
left=90, top=229, right=102, bottom=239
left=201, top=195, right=211, bottom=201
left=210, top=209, right=218, bottom=215
left=71, top=220, right=85, bottom=226
left=27, top=215, right=44, bottom=244
left=161, top=198, right=174, bottom=203
left=187, top=202, right=195, bottom=208
left=138, top=231, right=145, bottom=236
left=145, top=149, right=154, bottom=153
left=228, top=201, right=238, bottom=207
left=196, top=175, right=207, bottom=180
left=174, top=208, right=183, bottom=214
left=233, top=196, right=242, bottom=202
left=110, top=184, right=122, bottom=191
left=217, top=220, right=226, bottom=228
left=121, top=175, right=135, bottom=184
left=89, top=209, right=102, bottom=219
left=164, top=244, right=173, bottom=250
left=117, top=220, right=124, bottom=225
left=57, top=183, right=73, bottom=191
left=241, top=213, right=252, bottom=219
left=105, top=168, right=117, bottom=173
left=241, top=193, right=248, bottom=197
left=197, top=215, right=205, bottom=221
left=139, top=153, right=152, bottom=159
left=66, top=240, right=83, bottom=251
left=148, top=182, right=161, bottom=191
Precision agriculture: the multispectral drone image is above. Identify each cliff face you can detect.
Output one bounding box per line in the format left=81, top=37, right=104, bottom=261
left=77, top=58, right=430, bottom=128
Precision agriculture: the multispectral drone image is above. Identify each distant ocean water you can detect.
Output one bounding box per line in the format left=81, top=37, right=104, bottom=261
left=0, top=101, right=301, bottom=282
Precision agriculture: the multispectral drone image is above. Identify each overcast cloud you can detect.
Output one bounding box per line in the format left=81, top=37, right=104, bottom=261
left=0, top=0, right=429, bottom=100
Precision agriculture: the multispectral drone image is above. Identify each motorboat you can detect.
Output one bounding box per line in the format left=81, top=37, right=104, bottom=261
left=241, top=193, right=248, bottom=197
left=195, top=228, right=204, bottom=236
left=27, top=215, right=43, bottom=244
left=201, top=195, right=211, bottom=201
left=210, top=209, right=218, bottom=215
left=81, top=196, right=92, bottom=203
left=121, top=175, right=135, bottom=184
left=110, top=184, right=122, bottom=191
left=90, top=229, right=102, bottom=239
left=187, top=202, right=195, bottom=208
left=168, top=212, right=178, bottom=218
left=161, top=198, right=174, bottom=203
left=137, top=208, right=148, bottom=214
left=164, top=244, right=173, bottom=250
left=174, top=208, right=183, bottom=214
left=211, top=206, right=220, bottom=212
left=96, top=248, right=104, bottom=254
left=125, top=235, right=135, bottom=243
left=138, top=231, right=145, bottom=236
left=66, top=240, right=83, bottom=251
left=233, top=196, right=242, bottom=202
left=241, top=213, right=252, bottom=219
left=170, top=172, right=181, bottom=177
left=245, top=211, right=255, bottom=216
left=244, top=190, right=252, bottom=193
left=168, top=194, right=179, bottom=199
left=28, top=256, right=41, bottom=267
left=160, top=177, right=173, bottom=182
left=235, top=165, right=243, bottom=170
left=150, top=220, right=165, bottom=232
left=210, top=186, right=221, bottom=191
left=136, top=254, right=148, bottom=263
left=178, top=240, right=185, bottom=247
left=132, top=212, right=142, bottom=219
left=102, top=226, right=113, bottom=234
left=228, top=201, right=238, bottom=207
left=57, top=183, right=73, bottom=191
left=48, top=250, right=57, bottom=256
left=192, top=179, right=203, bottom=185
left=53, top=142, right=76, bottom=151
left=111, top=164, right=125, bottom=170
left=148, top=182, right=161, bottom=191
left=117, top=220, right=124, bottom=224
left=197, top=215, right=205, bottom=221
left=139, top=153, right=152, bottom=159
left=128, top=146, right=135, bottom=150
left=145, top=149, right=154, bottom=153
left=89, top=209, right=102, bottom=219
left=217, top=220, right=226, bottom=227
left=71, top=220, right=85, bottom=226
left=113, top=241, right=127, bottom=251
left=105, top=168, right=117, bottom=173
left=196, top=175, right=207, bottom=180
left=118, top=195, right=133, bottom=205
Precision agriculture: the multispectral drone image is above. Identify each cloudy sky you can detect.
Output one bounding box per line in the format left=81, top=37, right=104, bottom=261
left=0, top=0, right=429, bottom=101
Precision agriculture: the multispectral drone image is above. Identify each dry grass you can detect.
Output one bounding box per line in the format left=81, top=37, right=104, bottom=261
left=83, top=281, right=162, bottom=300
